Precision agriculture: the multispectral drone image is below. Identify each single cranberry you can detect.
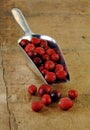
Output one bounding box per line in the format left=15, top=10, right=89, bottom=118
left=25, top=44, right=35, bottom=53
left=31, top=37, right=40, bottom=45
left=19, top=39, right=29, bottom=47
left=27, top=51, right=33, bottom=58
left=33, top=57, right=42, bottom=66
left=41, top=69, right=48, bottom=75
left=40, top=39, right=48, bottom=49
left=56, top=70, right=67, bottom=79
left=50, top=90, right=61, bottom=102
left=31, top=101, right=44, bottom=112
left=68, top=89, right=78, bottom=100
left=35, top=47, right=45, bottom=55
left=42, top=54, right=50, bottom=61
left=51, top=53, right=59, bottom=61
left=38, top=84, right=52, bottom=96
left=45, top=60, right=55, bottom=70
left=41, top=94, right=51, bottom=106
left=38, top=65, right=44, bottom=71
left=45, top=72, right=56, bottom=83
left=55, top=64, right=64, bottom=72
left=58, top=97, right=73, bottom=110
left=28, top=84, right=37, bottom=95
left=46, top=48, right=55, bottom=55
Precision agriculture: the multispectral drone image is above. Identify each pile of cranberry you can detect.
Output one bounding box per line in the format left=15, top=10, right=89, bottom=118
left=19, top=37, right=69, bottom=84
left=28, top=84, right=78, bottom=112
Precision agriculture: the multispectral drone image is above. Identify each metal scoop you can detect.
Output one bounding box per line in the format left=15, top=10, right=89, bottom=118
left=11, top=8, right=70, bottom=85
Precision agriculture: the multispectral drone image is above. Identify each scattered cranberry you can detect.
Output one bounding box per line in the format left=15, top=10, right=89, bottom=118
left=42, top=54, right=50, bottom=61
left=41, top=94, right=51, bottom=106
left=40, top=39, right=48, bottom=49
left=35, top=47, right=45, bottom=55
left=31, top=37, right=40, bottom=45
left=25, top=44, right=35, bottom=53
left=68, top=89, right=78, bottom=100
left=28, top=84, right=37, bottom=95
left=45, top=60, right=55, bottom=70
left=31, top=101, right=44, bottom=112
left=38, top=84, right=52, bottom=96
left=51, top=53, right=59, bottom=61
left=19, top=39, right=29, bottom=47
left=50, top=90, right=61, bottom=102
left=56, top=70, right=67, bottom=79
left=33, top=57, right=42, bottom=66
left=45, top=72, right=56, bottom=83
left=59, top=97, right=73, bottom=110
left=46, top=48, right=55, bottom=55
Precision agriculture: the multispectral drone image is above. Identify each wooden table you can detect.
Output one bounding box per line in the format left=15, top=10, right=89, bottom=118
left=0, top=0, right=90, bottom=130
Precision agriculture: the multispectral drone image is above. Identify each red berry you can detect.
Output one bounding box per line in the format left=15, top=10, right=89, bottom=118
left=40, top=39, right=48, bottom=49
left=41, top=94, right=51, bottom=106
left=41, top=69, right=48, bottom=75
left=31, top=37, right=40, bottom=45
left=19, top=39, right=29, bottom=47
left=46, top=48, right=55, bottom=55
left=38, top=84, right=52, bottom=96
left=25, top=44, right=35, bottom=53
left=28, top=84, right=37, bottom=95
left=45, top=72, right=56, bottom=83
left=33, top=57, right=42, bottom=66
left=56, top=70, right=67, bottom=79
left=59, top=97, right=73, bottom=110
left=31, top=101, right=44, bottom=112
left=42, top=54, right=50, bottom=61
left=27, top=51, right=33, bottom=57
left=45, top=60, right=55, bottom=70
left=35, top=47, right=45, bottom=55
left=68, top=89, right=78, bottom=100
left=38, top=65, right=44, bottom=71
left=55, top=64, right=64, bottom=72
left=50, top=90, right=62, bottom=102
left=51, top=53, right=59, bottom=61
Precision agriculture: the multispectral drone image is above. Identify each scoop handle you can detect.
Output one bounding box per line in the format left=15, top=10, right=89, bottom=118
left=11, top=8, right=32, bottom=35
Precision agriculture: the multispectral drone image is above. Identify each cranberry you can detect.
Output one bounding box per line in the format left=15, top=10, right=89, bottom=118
left=46, top=48, right=55, bottom=55
left=40, top=39, right=48, bottom=49
left=41, top=69, right=48, bottom=75
left=31, top=101, right=44, bottom=112
left=28, top=84, right=37, bottom=95
left=42, top=54, right=50, bottom=61
left=55, top=64, right=64, bottom=72
left=38, top=84, right=52, bottom=96
left=59, top=97, right=73, bottom=110
left=27, top=51, right=33, bottom=57
left=19, top=39, right=29, bottom=47
left=35, top=47, right=45, bottom=55
left=33, top=57, right=42, bottom=66
left=51, top=53, right=59, bottom=61
left=68, top=89, right=78, bottom=100
left=31, top=37, right=40, bottom=45
left=50, top=90, right=61, bottom=102
left=45, top=60, right=55, bottom=70
left=56, top=70, right=67, bottom=79
left=41, top=94, right=51, bottom=106
left=25, top=44, right=35, bottom=53
left=38, top=65, right=44, bottom=71
left=45, top=72, right=56, bottom=83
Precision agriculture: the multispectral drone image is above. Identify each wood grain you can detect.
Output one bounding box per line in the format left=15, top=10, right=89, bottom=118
left=0, top=0, right=90, bottom=130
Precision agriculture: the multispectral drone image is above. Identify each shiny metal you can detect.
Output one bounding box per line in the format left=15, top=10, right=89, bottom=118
left=11, top=8, right=70, bottom=85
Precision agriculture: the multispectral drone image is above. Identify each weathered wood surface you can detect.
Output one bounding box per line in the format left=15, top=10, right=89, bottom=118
left=0, top=0, right=90, bottom=130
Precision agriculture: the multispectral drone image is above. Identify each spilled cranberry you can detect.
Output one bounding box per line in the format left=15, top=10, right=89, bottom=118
left=68, top=89, right=78, bottom=100
left=31, top=101, right=44, bottom=112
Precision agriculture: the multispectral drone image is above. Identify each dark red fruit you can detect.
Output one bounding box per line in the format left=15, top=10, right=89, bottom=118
left=55, top=64, right=64, bottom=72
left=41, top=94, right=51, bottom=106
left=56, top=70, right=67, bottom=79
left=28, top=84, right=37, bottom=95
left=19, top=39, right=29, bottom=47
left=59, top=97, right=73, bottom=110
left=38, top=84, right=52, bottom=96
left=40, top=39, right=48, bottom=49
left=46, top=48, right=55, bottom=55
left=25, top=44, right=35, bottom=53
left=33, top=57, right=42, bottom=66
left=31, top=37, right=40, bottom=45
left=51, top=53, right=59, bottom=61
left=68, top=89, right=78, bottom=100
left=28, top=51, right=33, bottom=57
left=38, top=65, right=44, bottom=71
left=41, top=69, right=48, bottom=75
left=50, top=90, right=62, bottom=102
left=45, top=60, right=55, bottom=70
left=45, top=72, right=56, bottom=83
left=42, top=54, right=50, bottom=61
left=35, top=47, right=45, bottom=55
left=31, top=101, right=44, bottom=112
